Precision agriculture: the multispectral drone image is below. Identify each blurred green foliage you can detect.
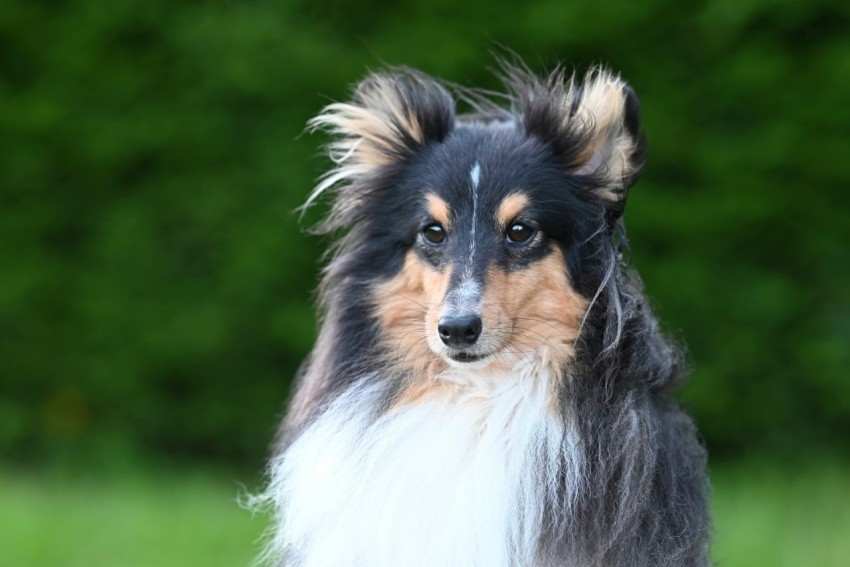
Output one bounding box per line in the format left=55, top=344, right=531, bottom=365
left=1, top=0, right=848, bottom=467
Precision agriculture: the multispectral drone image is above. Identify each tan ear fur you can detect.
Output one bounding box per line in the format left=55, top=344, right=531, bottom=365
left=310, top=76, right=426, bottom=169
left=303, top=71, right=454, bottom=216
left=569, top=70, right=643, bottom=203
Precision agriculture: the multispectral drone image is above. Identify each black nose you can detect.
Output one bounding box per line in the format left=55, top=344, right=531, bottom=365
left=438, top=314, right=482, bottom=348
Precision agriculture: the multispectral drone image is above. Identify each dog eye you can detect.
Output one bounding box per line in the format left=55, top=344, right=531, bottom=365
left=507, top=222, right=534, bottom=243
left=422, top=224, right=445, bottom=244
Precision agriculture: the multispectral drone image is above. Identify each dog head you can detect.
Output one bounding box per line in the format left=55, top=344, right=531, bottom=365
left=309, top=65, right=646, bottom=375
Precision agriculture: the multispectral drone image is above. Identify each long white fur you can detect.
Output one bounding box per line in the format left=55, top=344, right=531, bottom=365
left=261, top=358, right=584, bottom=567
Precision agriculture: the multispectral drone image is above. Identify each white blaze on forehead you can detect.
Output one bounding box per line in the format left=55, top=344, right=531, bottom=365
left=456, top=161, right=481, bottom=307
left=441, top=161, right=484, bottom=314
left=467, top=161, right=480, bottom=266
left=469, top=162, right=481, bottom=188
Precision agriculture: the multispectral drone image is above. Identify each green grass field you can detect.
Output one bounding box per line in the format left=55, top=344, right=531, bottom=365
left=0, top=467, right=268, bottom=567
left=2, top=460, right=848, bottom=566
left=710, top=461, right=850, bottom=566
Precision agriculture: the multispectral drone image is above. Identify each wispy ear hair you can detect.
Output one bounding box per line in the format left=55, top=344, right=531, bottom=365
left=303, top=69, right=455, bottom=231
left=502, top=63, right=647, bottom=219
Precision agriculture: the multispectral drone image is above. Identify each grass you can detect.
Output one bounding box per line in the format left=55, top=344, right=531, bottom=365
left=0, top=466, right=269, bottom=567
left=711, top=460, right=850, bottom=566
left=1, top=460, right=848, bottom=566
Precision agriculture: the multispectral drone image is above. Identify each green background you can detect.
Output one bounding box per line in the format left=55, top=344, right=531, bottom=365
left=2, top=0, right=849, bottom=564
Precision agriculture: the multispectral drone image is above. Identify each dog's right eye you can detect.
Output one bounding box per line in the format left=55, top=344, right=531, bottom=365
left=507, top=222, right=535, bottom=244
left=422, top=224, right=445, bottom=244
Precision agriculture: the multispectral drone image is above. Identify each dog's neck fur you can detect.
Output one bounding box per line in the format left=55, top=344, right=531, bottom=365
left=265, top=359, right=582, bottom=567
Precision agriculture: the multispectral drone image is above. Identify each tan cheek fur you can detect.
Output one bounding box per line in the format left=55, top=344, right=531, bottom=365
left=373, top=251, right=450, bottom=379
left=374, top=246, right=587, bottom=408
left=482, top=247, right=587, bottom=372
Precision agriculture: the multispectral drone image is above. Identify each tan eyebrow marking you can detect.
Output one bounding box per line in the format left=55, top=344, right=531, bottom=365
left=425, top=193, right=451, bottom=228
left=496, top=193, right=530, bottom=226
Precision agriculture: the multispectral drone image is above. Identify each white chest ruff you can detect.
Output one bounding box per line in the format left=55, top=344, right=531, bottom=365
left=265, top=366, right=581, bottom=567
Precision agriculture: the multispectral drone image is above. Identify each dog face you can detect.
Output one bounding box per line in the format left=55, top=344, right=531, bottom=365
left=375, top=132, right=591, bottom=374
left=309, top=67, right=645, bottom=376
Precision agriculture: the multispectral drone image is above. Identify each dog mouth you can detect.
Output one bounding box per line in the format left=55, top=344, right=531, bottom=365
left=445, top=349, right=493, bottom=364
left=448, top=351, right=483, bottom=363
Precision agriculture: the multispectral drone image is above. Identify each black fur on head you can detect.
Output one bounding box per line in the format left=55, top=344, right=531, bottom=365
left=275, top=62, right=709, bottom=567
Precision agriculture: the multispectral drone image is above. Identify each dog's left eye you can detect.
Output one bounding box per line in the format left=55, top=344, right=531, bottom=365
left=507, top=222, right=535, bottom=243
left=422, top=223, right=446, bottom=244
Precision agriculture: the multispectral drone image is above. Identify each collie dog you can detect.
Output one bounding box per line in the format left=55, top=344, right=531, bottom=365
left=259, top=62, right=710, bottom=566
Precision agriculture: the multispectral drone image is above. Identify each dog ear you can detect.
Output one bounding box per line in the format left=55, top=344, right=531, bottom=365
left=517, top=67, right=646, bottom=218
left=309, top=69, right=455, bottom=172
left=568, top=72, right=645, bottom=211
left=303, top=70, right=455, bottom=223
